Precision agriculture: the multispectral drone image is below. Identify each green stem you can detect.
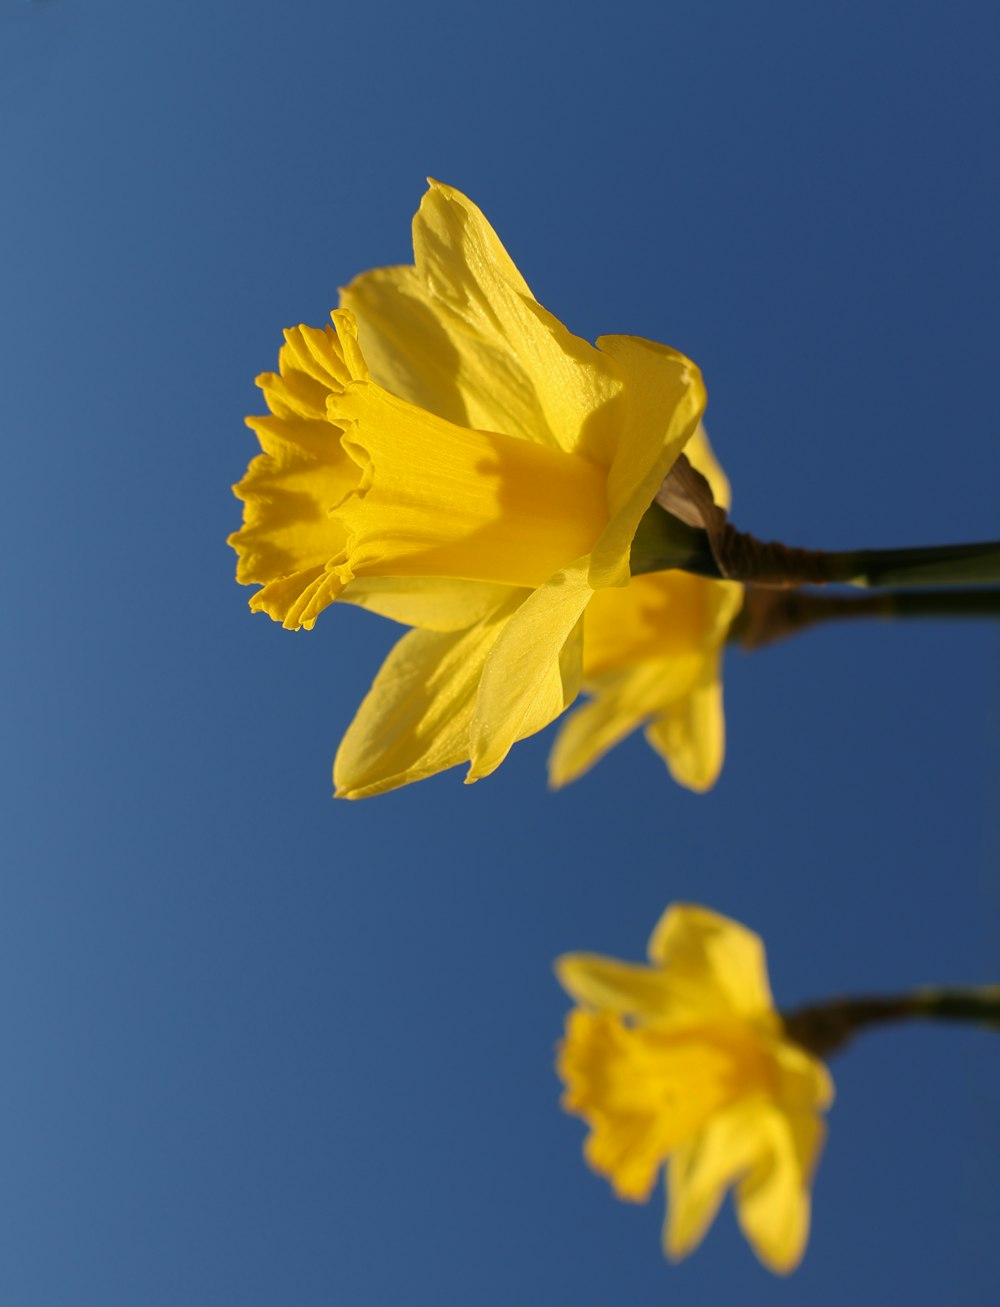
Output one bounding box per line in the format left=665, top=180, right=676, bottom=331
left=781, top=987, right=1000, bottom=1060
left=630, top=501, right=1000, bottom=589
left=820, top=541, right=1000, bottom=588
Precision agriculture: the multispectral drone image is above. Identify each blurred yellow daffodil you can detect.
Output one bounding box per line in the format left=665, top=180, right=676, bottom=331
left=549, top=429, right=742, bottom=793
left=556, top=904, right=833, bottom=1274
left=230, top=182, right=707, bottom=795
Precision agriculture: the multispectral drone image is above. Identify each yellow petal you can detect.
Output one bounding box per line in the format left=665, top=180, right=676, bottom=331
left=547, top=659, right=700, bottom=789
left=644, top=651, right=727, bottom=793
left=557, top=947, right=747, bottom=1026
left=547, top=681, right=650, bottom=789
left=333, top=592, right=522, bottom=799
left=646, top=905, right=776, bottom=1020
left=664, top=1100, right=768, bottom=1262
left=583, top=571, right=734, bottom=678
left=555, top=954, right=678, bottom=1022
left=398, top=181, right=623, bottom=460
left=550, top=571, right=742, bottom=788
left=772, top=1038, right=836, bottom=1113
left=344, top=186, right=622, bottom=461
left=467, top=559, right=592, bottom=781
left=339, top=576, right=519, bottom=632
left=556, top=937, right=780, bottom=1034
left=735, top=1108, right=825, bottom=1274
left=339, top=263, right=476, bottom=429
left=589, top=334, right=707, bottom=589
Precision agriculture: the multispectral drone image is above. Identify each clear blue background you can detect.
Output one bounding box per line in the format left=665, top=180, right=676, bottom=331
left=4, top=1, right=998, bottom=1303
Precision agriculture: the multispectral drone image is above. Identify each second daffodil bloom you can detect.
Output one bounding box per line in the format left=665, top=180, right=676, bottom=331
left=549, top=429, right=743, bottom=793
left=230, top=182, right=707, bottom=796
left=556, top=905, right=833, bottom=1274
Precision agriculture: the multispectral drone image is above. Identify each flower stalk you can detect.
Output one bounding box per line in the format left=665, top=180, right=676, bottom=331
left=630, top=495, right=1000, bottom=590
left=782, top=987, right=1000, bottom=1060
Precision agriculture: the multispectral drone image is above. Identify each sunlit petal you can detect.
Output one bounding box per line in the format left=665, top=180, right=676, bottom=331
left=406, top=181, right=623, bottom=459
left=334, top=592, right=522, bottom=799
left=340, top=576, right=518, bottom=632
left=735, top=1109, right=825, bottom=1274
left=556, top=954, right=679, bottom=1022
left=646, top=904, right=776, bottom=1019
left=589, top=334, right=706, bottom=588
left=664, top=1101, right=767, bottom=1261
left=644, top=653, right=727, bottom=792
left=547, top=679, right=651, bottom=789
left=467, top=559, right=591, bottom=780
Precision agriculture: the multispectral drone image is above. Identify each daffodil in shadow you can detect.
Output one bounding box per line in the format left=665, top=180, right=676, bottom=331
left=549, top=429, right=742, bottom=793
left=556, top=904, right=833, bottom=1274
left=230, top=182, right=707, bottom=795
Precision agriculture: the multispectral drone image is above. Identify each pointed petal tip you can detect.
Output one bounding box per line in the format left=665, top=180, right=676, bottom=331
left=671, top=769, right=718, bottom=795
left=661, top=1206, right=718, bottom=1266
left=552, top=953, right=581, bottom=992
left=753, top=1244, right=804, bottom=1277
left=661, top=1231, right=691, bottom=1265
left=423, top=178, right=474, bottom=210
left=332, top=772, right=397, bottom=800
left=545, top=746, right=586, bottom=792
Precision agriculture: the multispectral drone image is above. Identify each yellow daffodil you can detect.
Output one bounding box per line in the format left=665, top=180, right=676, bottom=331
left=549, top=429, right=743, bottom=793
left=230, top=182, right=707, bottom=796
left=556, top=904, right=833, bottom=1274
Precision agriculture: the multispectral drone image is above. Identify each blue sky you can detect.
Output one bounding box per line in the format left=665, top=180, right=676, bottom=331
left=4, top=1, right=998, bottom=1303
